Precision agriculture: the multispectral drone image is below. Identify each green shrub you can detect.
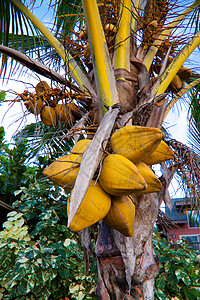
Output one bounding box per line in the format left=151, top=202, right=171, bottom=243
left=154, top=233, right=200, bottom=300
left=0, top=178, right=97, bottom=300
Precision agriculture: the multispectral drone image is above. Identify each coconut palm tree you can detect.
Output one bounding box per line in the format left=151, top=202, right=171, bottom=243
left=1, top=0, right=200, bottom=298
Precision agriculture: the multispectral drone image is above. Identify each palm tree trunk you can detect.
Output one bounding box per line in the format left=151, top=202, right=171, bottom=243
left=95, top=104, right=163, bottom=299
left=95, top=193, right=160, bottom=299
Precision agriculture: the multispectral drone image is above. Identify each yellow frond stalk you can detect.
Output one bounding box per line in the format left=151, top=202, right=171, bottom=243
left=11, top=0, right=94, bottom=94
left=144, top=0, right=200, bottom=70
left=155, top=30, right=200, bottom=96
left=131, top=0, right=141, bottom=33
left=163, top=77, right=200, bottom=121
left=82, top=0, right=118, bottom=112
left=114, top=0, right=132, bottom=71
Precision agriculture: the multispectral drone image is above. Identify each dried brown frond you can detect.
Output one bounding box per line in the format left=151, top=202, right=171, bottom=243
left=156, top=209, right=179, bottom=234
left=166, top=139, right=200, bottom=209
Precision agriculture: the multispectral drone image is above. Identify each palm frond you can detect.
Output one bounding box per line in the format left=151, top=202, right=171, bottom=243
left=0, top=0, right=49, bottom=76
left=188, top=80, right=200, bottom=125
left=187, top=119, right=200, bottom=156
left=166, top=139, right=200, bottom=211
left=53, top=0, right=83, bottom=38
left=0, top=45, right=83, bottom=92
left=187, top=80, right=200, bottom=155
left=184, top=4, right=200, bottom=36
left=14, top=122, right=75, bottom=159
left=0, top=1, right=41, bottom=50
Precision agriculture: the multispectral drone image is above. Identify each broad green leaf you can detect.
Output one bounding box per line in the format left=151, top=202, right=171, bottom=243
left=64, top=238, right=71, bottom=247
left=18, top=257, right=29, bottom=263
left=58, top=266, right=70, bottom=279
left=155, top=289, right=166, bottom=300
left=175, top=269, right=191, bottom=286
left=0, top=91, right=6, bottom=101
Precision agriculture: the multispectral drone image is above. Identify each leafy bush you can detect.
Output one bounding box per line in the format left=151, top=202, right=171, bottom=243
left=154, top=233, right=200, bottom=300
left=0, top=178, right=97, bottom=300
left=0, top=127, right=39, bottom=207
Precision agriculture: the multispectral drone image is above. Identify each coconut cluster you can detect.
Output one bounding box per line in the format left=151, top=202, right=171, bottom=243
left=43, top=126, right=174, bottom=236
left=23, top=81, right=81, bottom=127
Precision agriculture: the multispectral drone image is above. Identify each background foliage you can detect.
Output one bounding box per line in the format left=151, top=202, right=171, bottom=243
left=154, top=232, right=200, bottom=300
left=0, top=171, right=97, bottom=299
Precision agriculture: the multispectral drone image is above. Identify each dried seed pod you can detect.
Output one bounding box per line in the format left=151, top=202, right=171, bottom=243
left=24, top=97, right=43, bottom=115
left=99, top=154, right=147, bottom=196
left=67, top=180, right=111, bottom=232
left=43, top=153, right=81, bottom=189
left=111, top=125, right=164, bottom=163
left=40, top=106, right=57, bottom=127
left=142, top=140, right=174, bottom=165
left=104, top=195, right=135, bottom=237
left=134, top=162, right=163, bottom=194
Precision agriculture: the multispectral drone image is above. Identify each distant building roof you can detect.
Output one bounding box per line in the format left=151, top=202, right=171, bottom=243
left=165, top=198, right=188, bottom=223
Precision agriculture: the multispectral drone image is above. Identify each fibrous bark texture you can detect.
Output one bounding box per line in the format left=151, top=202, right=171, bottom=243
left=95, top=193, right=160, bottom=299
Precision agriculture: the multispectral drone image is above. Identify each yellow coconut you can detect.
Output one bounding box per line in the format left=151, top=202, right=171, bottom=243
left=35, top=81, right=51, bottom=94
left=35, top=81, right=51, bottom=102
left=104, top=23, right=117, bottom=34
left=40, top=106, right=57, bottom=127
left=24, top=97, right=43, bottom=115
left=79, top=24, right=87, bottom=40
left=134, top=162, right=163, bottom=194
left=171, top=74, right=182, bottom=90
left=111, top=125, right=164, bottom=163
left=99, top=154, right=147, bottom=196
left=71, top=139, right=92, bottom=154
left=67, top=180, right=111, bottom=232
left=43, top=153, right=82, bottom=189
left=84, top=43, right=91, bottom=59
left=104, top=195, right=135, bottom=237
left=55, top=103, right=78, bottom=124
left=142, top=140, right=174, bottom=165
left=177, top=67, right=193, bottom=81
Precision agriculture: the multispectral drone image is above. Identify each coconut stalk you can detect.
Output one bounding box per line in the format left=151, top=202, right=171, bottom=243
left=144, top=0, right=200, bottom=70
left=10, top=0, right=95, bottom=94
left=82, top=0, right=118, bottom=115
left=155, top=30, right=200, bottom=95
left=114, top=0, right=132, bottom=72
left=68, top=1, right=120, bottom=227
left=163, top=77, right=200, bottom=121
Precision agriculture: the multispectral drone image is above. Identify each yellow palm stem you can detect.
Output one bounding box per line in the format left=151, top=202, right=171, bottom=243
left=155, top=30, right=200, bottom=95
left=82, top=0, right=118, bottom=111
left=114, top=0, right=132, bottom=71
left=10, top=0, right=94, bottom=94
left=131, top=0, right=141, bottom=33
left=144, top=0, right=200, bottom=70
left=162, top=77, right=200, bottom=122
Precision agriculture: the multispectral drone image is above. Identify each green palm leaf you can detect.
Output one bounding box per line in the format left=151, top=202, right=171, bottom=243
left=54, top=0, right=83, bottom=38
left=14, top=122, right=75, bottom=159
left=187, top=82, right=200, bottom=155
